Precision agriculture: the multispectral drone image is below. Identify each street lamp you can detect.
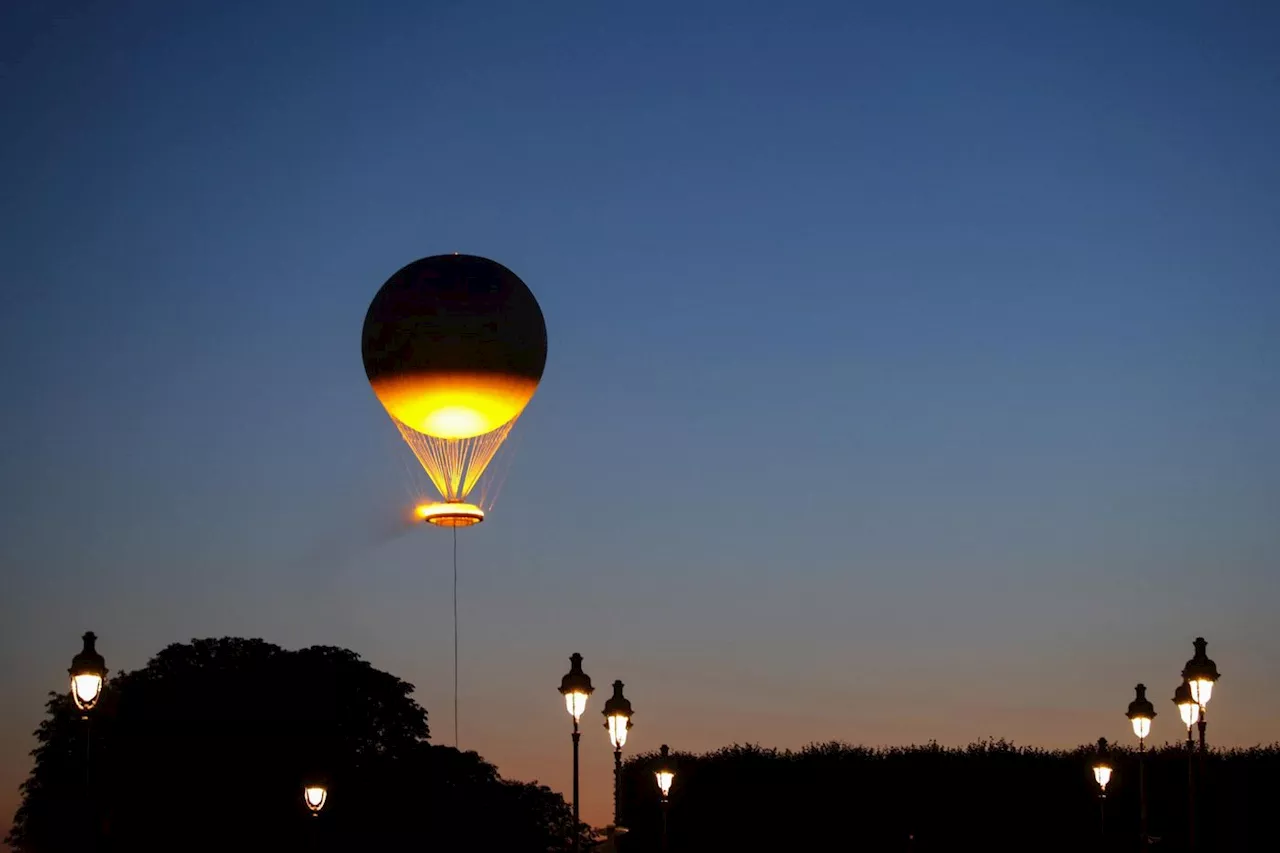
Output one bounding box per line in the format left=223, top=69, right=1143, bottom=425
left=655, top=744, right=675, bottom=799
left=1180, top=638, right=1218, bottom=852
left=69, top=631, right=107, bottom=850
left=1126, top=683, right=1155, bottom=742
left=302, top=769, right=329, bottom=817
left=602, top=680, right=634, bottom=832
left=559, top=653, right=594, bottom=852
left=1092, top=759, right=1113, bottom=791
left=655, top=744, right=675, bottom=852
left=1126, top=683, right=1156, bottom=848
left=303, top=783, right=327, bottom=816
left=1092, top=737, right=1112, bottom=841
left=1181, top=637, right=1220, bottom=753
left=1173, top=681, right=1199, bottom=750
left=1174, top=680, right=1201, bottom=850
left=69, top=632, right=107, bottom=716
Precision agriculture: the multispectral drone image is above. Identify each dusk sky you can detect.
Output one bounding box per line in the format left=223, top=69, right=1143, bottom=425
left=2, top=0, right=1277, bottom=836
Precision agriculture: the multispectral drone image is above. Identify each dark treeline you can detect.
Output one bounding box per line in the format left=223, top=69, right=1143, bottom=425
left=619, top=739, right=1280, bottom=852
left=14, top=638, right=1276, bottom=852
left=8, top=638, right=590, bottom=852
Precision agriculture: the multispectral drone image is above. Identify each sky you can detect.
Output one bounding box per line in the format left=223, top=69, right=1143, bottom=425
left=1, top=0, right=1278, bottom=838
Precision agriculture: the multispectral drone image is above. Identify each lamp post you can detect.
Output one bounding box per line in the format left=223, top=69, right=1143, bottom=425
left=1174, top=681, right=1200, bottom=850
left=302, top=778, right=328, bottom=853
left=68, top=632, right=107, bottom=852
left=602, top=680, right=634, bottom=834
left=69, top=631, right=108, bottom=717
left=1126, top=684, right=1155, bottom=848
left=559, top=653, right=594, bottom=852
left=1181, top=637, right=1219, bottom=754
left=1181, top=637, right=1219, bottom=851
left=654, top=744, right=675, bottom=852
left=1092, top=737, right=1112, bottom=843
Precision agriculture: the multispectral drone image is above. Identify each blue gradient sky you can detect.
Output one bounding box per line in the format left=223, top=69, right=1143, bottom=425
left=2, top=0, right=1278, bottom=835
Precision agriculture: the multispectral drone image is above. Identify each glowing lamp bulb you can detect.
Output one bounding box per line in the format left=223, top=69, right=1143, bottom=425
left=71, top=674, right=103, bottom=711
left=303, top=785, right=327, bottom=815
left=1093, top=764, right=1112, bottom=791
left=565, top=690, right=589, bottom=722
left=656, top=769, right=674, bottom=798
left=607, top=713, right=630, bottom=749
left=1131, top=717, right=1152, bottom=739
left=1190, top=678, right=1214, bottom=707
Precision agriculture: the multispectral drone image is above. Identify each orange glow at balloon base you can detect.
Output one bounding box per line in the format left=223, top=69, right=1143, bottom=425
left=372, top=372, right=539, bottom=440
left=415, top=501, right=485, bottom=527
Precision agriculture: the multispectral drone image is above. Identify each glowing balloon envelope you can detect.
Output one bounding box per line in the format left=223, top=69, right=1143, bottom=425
left=362, top=254, right=546, bottom=524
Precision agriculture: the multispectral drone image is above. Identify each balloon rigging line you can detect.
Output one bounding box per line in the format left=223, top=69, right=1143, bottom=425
left=395, top=418, right=516, bottom=502
left=476, top=429, right=519, bottom=511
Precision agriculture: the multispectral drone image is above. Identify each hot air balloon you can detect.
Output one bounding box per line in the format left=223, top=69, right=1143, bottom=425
left=361, top=254, right=547, bottom=526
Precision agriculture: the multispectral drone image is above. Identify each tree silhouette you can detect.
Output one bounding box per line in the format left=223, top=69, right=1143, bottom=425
left=7, top=637, right=591, bottom=852
left=617, top=739, right=1280, bottom=852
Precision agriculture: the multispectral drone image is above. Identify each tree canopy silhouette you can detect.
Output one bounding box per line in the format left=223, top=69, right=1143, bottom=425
left=616, top=738, right=1280, bottom=852
left=8, top=637, right=590, bottom=852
